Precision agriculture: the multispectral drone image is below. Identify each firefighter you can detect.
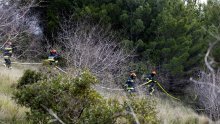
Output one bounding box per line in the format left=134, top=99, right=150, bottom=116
left=48, top=49, right=58, bottom=65
left=3, top=42, right=13, bottom=69
left=143, top=70, right=157, bottom=95
left=125, top=71, right=137, bottom=93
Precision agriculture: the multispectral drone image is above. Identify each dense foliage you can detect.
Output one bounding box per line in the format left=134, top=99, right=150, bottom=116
left=35, top=0, right=220, bottom=92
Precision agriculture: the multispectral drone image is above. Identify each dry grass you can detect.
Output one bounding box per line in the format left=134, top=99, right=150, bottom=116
left=156, top=98, right=212, bottom=124
left=97, top=88, right=214, bottom=124
left=0, top=64, right=38, bottom=123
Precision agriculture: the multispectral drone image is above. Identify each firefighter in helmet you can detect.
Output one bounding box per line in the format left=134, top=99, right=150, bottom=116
left=125, top=71, right=137, bottom=93
left=48, top=49, right=58, bottom=65
left=143, top=70, right=157, bottom=95
left=3, top=42, right=13, bottom=68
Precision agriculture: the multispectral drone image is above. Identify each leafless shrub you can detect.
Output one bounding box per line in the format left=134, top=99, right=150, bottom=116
left=190, top=29, right=220, bottom=120
left=57, top=20, right=131, bottom=87
left=0, top=0, right=44, bottom=60
left=191, top=70, right=220, bottom=120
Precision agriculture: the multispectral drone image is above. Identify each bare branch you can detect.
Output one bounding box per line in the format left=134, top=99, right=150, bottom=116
left=58, top=20, right=132, bottom=88
left=205, top=41, right=218, bottom=73
left=41, top=104, right=65, bottom=124
left=0, top=0, right=44, bottom=61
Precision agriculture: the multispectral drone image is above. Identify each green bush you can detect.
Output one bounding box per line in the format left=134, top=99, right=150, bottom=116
left=17, top=70, right=44, bottom=88
left=14, top=70, right=99, bottom=123
left=79, top=99, right=124, bottom=124
left=123, top=97, right=159, bottom=124
left=14, top=70, right=125, bottom=123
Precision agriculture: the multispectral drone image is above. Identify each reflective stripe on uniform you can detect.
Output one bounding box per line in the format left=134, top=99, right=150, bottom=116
left=5, top=48, right=12, bottom=53
left=128, top=79, right=134, bottom=82
left=48, top=58, right=55, bottom=61
left=127, top=87, right=134, bottom=90
left=5, top=48, right=12, bottom=50
left=4, top=56, right=10, bottom=59
left=48, top=56, right=55, bottom=61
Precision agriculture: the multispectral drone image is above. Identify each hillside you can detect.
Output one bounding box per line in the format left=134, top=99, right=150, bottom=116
left=1, top=0, right=220, bottom=122
left=0, top=64, right=213, bottom=124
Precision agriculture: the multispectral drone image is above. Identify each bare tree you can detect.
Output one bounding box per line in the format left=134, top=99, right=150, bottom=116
left=190, top=28, right=220, bottom=120
left=0, top=0, right=44, bottom=60
left=57, top=20, right=131, bottom=87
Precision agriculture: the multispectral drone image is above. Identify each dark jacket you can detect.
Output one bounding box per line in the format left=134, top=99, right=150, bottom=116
left=144, top=73, right=156, bottom=84
left=126, top=77, right=135, bottom=88
left=48, top=52, right=58, bottom=62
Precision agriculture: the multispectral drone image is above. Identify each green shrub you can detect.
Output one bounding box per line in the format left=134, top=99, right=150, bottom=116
left=17, top=70, right=44, bottom=89
left=123, top=97, right=159, bottom=124
left=14, top=70, right=122, bottom=123
left=79, top=99, right=124, bottom=124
